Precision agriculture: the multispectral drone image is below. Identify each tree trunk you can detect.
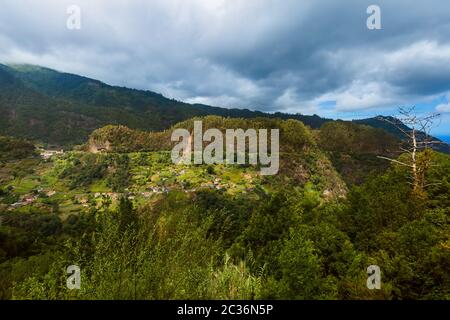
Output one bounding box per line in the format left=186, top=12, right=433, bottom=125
left=411, top=128, right=419, bottom=193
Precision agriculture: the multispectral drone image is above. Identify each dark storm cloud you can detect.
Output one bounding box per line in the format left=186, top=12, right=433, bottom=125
left=1, top=0, right=450, bottom=117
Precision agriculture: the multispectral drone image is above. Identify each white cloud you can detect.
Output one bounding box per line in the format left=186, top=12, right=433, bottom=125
left=0, top=0, right=450, bottom=129
left=436, top=102, right=450, bottom=113
left=314, top=81, right=395, bottom=112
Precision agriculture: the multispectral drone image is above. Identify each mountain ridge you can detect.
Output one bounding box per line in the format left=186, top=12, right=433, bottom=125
left=0, top=63, right=449, bottom=154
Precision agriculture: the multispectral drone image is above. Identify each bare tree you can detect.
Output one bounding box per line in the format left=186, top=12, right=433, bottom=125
left=377, top=106, right=442, bottom=194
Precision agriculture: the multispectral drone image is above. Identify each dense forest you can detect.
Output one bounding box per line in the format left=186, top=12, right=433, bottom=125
left=0, top=64, right=330, bottom=147
left=1, top=64, right=448, bottom=153
left=0, top=113, right=449, bottom=300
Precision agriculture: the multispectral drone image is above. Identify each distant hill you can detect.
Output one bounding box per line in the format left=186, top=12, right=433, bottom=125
left=437, top=135, right=450, bottom=144
left=317, top=121, right=400, bottom=185
left=86, top=116, right=348, bottom=194
left=354, top=116, right=450, bottom=154
left=0, top=64, right=329, bottom=146
left=86, top=116, right=403, bottom=185
left=86, top=116, right=317, bottom=154
left=0, top=63, right=448, bottom=155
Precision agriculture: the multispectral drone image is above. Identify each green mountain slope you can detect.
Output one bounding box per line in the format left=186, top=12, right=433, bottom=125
left=355, top=116, right=450, bottom=154
left=0, top=64, right=330, bottom=146
left=317, top=121, right=399, bottom=185
left=0, top=121, right=448, bottom=300
left=86, top=116, right=402, bottom=186
left=0, top=63, right=448, bottom=156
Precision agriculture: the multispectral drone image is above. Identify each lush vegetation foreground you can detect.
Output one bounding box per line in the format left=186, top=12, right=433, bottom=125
left=0, top=118, right=449, bottom=300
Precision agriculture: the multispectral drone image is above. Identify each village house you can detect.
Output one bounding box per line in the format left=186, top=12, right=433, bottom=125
left=39, top=149, right=64, bottom=160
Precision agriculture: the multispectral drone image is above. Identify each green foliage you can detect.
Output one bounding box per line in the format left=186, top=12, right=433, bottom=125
left=0, top=136, right=36, bottom=162
left=340, top=150, right=450, bottom=299
left=106, top=154, right=131, bottom=192
left=58, top=153, right=107, bottom=189
left=318, top=121, right=398, bottom=155
left=266, top=228, right=337, bottom=299
left=0, top=64, right=333, bottom=147
left=318, top=121, right=399, bottom=185
left=207, top=254, right=263, bottom=300
left=0, top=110, right=448, bottom=300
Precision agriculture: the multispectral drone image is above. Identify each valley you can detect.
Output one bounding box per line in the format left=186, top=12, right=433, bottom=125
left=0, top=66, right=448, bottom=301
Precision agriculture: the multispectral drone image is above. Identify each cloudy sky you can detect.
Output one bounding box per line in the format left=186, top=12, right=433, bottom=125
left=1, top=0, right=450, bottom=135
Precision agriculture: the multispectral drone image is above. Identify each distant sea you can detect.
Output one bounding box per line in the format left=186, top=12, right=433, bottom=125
left=437, top=135, right=450, bottom=144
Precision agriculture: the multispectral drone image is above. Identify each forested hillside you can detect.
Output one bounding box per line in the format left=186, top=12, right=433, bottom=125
left=0, top=64, right=330, bottom=146
left=2, top=64, right=448, bottom=154
left=317, top=121, right=399, bottom=185
left=0, top=116, right=448, bottom=300
left=0, top=64, right=449, bottom=301
left=85, top=117, right=401, bottom=186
